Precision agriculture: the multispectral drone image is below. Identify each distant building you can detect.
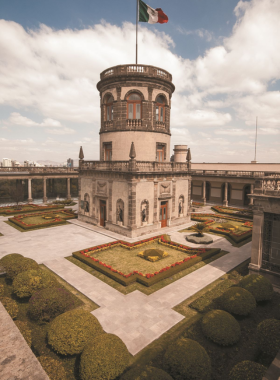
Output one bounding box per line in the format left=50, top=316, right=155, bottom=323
left=67, top=158, right=74, bottom=168
left=2, top=158, right=12, bottom=167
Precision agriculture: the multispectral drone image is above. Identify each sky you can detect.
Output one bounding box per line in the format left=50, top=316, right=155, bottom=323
left=0, top=0, right=279, bottom=163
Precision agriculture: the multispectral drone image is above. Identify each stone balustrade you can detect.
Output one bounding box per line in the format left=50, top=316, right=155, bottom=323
left=100, top=64, right=172, bottom=82
left=191, top=169, right=276, bottom=177
left=254, top=177, right=280, bottom=195
left=126, top=119, right=142, bottom=128
left=80, top=160, right=190, bottom=172
left=0, top=167, right=78, bottom=173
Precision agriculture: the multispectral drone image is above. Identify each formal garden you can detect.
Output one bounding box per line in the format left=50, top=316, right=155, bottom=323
left=0, top=203, right=65, bottom=216
left=6, top=209, right=77, bottom=231
left=211, top=205, right=253, bottom=219
left=0, top=252, right=279, bottom=380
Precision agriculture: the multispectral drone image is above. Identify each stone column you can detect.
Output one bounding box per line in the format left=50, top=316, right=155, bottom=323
left=43, top=178, right=48, bottom=203
left=128, top=180, right=137, bottom=230
left=27, top=178, right=33, bottom=204
left=202, top=181, right=206, bottom=205
left=249, top=184, right=254, bottom=206
left=249, top=208, right=264, bottom=272
left=153, top=181, right=158, bottom=223
left=223, top=182, right=228, bottom=206
left=108, top=180, right=113, bottom=223
left=67, top=178, right=71, bottom=200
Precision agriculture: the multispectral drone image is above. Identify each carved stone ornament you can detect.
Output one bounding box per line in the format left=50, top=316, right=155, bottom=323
left=97, top=181, right=107, bottom=194
left=160, top=182, right=171, bottom=194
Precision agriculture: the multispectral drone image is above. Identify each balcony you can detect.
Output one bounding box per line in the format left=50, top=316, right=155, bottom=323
left=126, top=119, right=142, bottom=128
left=104, top=120, right=113, bottom=129
left=155, top=121, right=165, bottom=129
left=253, top=177, right=280, bottom=196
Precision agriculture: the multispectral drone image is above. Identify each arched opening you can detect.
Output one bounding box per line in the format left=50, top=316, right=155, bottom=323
left=206, top=182, right=211, bottom=201
left=243, top=184, right=251, bottom=206
left=104, top=94, right=114, bottom=121
left=127, top=93, right=142, bottom=119
left=155, top=95, right=165, bottom=122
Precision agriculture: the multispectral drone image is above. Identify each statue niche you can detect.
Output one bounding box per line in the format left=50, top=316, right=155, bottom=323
left=116, top=199, right=124, bottom=225
left=84, top=193, right=90, bottom=214
left=141, top=200, right=149, bottom=225
left=179, top=195, right=184, bottom=216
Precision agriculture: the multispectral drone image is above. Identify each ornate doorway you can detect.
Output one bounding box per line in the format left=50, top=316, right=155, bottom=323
left=100, top=200, right=106, bottom=227
left=160, top=201, right=168, bottom=228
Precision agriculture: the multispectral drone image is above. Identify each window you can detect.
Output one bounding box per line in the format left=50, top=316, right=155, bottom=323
left=104, top=142, right=112, bottom=161
left=156, top=144, right=166, bottom=162
left=155, top=95, right=165, bottom=122
left=127, top=93, right=141, bottom=119
left=104, top=95, right=114, bottom=121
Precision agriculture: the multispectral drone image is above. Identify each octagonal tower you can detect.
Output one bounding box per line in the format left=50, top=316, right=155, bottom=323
left=97, top=64, right=175, bottom=162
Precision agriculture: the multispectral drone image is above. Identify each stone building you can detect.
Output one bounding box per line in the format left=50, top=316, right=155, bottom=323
left=249, top=176, right=280, bottom=289
left=78, top=64, right=191, bottom=237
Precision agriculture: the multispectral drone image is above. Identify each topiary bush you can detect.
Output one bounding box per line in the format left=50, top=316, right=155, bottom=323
left=38, top=356, right=67, bottom=380
left=275, top=303, right=280, bottom=320
left=238, top=274, right=273, bottom=302
left=14, top=320, right=32, bottom=347
left=218, top=287, right=256, bottom=316
left=121, top=366, right=174, bottom=380
left=13, top=269, right=58, bottom=298
left=28, top=287, right=76, bottom=322
left=0, top=253, right=24, bottom=268
left=5, top=257, right=40, bottom=280
left=163, top=337, right=211, bottom=380
left=229, top=360, right=266, bottom=380
left=80, top=333, right=130, bottom=380
left=201, top=310, right=241, bottom=346
left=48, top=309, right=103, bottom=355
left=0, top=284, right=4, bottom=297
left=257, top=318, right=280, bottom=357
left=1, top=296, right=19, bottom=319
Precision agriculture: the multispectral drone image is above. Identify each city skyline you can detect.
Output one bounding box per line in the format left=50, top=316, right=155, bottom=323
left=0, top=0, right=279, bottom=163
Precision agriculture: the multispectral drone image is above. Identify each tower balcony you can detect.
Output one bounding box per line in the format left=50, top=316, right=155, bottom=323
left=126, top=119, right=142, bottom=128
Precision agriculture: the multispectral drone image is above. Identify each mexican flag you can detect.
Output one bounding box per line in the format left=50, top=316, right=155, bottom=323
left=139, top=0, right=168, bottom=24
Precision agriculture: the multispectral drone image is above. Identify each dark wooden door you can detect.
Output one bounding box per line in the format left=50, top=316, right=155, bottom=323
left=100, top=200, right=106, bottom=227
left=160, top=201, right=168, bottom=228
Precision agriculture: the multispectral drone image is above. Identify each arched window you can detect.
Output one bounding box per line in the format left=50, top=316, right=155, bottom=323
left=127, top=93, right=141, bottom=119
left=104, top=94, right=114, bottom=121
left=156, top=95, right=165, bottom=122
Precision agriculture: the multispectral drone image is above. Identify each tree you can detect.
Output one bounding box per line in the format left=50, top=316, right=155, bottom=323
left=191, top=222, right=208, bottom=237
left=10, top=181, right=25, bottom=209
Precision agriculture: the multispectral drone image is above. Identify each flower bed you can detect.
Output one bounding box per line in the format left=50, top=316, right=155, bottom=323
left=211, top=206, right=253, bottom=219
left=8, top=209, right=77, bottom=230
left=192, top=202, right=205, bottom=207
left=0, top=204, right=65, bottom=216
left=72, top=236, right=220, bottom=287
left=190, top=213, right=252, bottom=244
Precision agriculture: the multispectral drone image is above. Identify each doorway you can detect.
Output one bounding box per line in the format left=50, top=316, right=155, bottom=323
left=243, top=185, right=251, bottom=206
left=160, top=201, right=168, bottom=228
left=100, top=200, right=106, bottom=227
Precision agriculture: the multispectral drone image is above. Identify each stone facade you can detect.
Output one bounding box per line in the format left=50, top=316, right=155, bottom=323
left=249, top=177, right=280, bottom=289
left=78, top=64, right=191, bottom=237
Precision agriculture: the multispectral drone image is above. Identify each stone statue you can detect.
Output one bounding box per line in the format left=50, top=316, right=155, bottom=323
left=117, top=205, right=123, bottom=222
left=84, top=200, right=89, bottom=213
left=142, top=206, right=146, bottom=222
left=179, top=200, right=183, bottom=214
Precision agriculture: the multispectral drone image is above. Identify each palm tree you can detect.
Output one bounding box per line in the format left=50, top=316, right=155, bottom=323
left=191, top=222, right=208, bottom=237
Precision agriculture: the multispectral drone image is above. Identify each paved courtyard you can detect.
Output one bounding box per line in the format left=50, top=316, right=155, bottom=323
left=0, top=205, right=251, bottom=356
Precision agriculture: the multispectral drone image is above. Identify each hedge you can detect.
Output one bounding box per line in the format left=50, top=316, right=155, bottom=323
left=72, top=247, right=220, bottom=287
left=239, top=274, right=274, bottom=302
left=5, top=257, right=40, bottom=280
left=48, top=309, right=103, bottom=355
left=257, top=319, right=280, bottom=357
left=0, top=253, right=24, bottom=268
left=121, top=366, right=174, bottom=380
left=1, top=297, right=19, bottom=319
left=217, top=287, right=256, bottom=316
left=0, top=204, right=65, bottom=216
left=229, top=361, right=267, bottom=380
left=201, top=310, right=241, bottom=346
left=14, top=320, right=32, bottom=347
left=163, top=337, right=211, bottom=380
left=79, top=333, right=130, bottom=380
left=13, top=269, right=58, bottom=298
left=38, top=356, right=67, bottom=380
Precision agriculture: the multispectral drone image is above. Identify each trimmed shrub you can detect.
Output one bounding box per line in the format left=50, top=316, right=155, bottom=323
left=238, top=274, right=273, bottom=302
left=0, top=253, right=23, bottom=268
left=80, top=333, right=130, bottom=380
left=48, top=309, right=103, bottom=355
left=275, top=303, right=280, bottom=320
left=162, top=234, right=171, bottom=242
left=229, top=360, right=267, bottom=380
left=28, top=287, right=76, bottom=322
left=201, top=310, right=241, bottom=346
left=0, top=284, right=4, bottom=297
left=121, top=366, right=174, bottom=380
left=163, top=337, right=211, bottom=380
left=38, top=356, right=67, bottom=380
left=218, top=287, right=256, bottom=315
left=5, top=257, right=40, bottom=280
left=14, top=321, right=32, bottom=347
left=257, top=319, right=280, bottom=357
left=13, top=269, right=58, bottom=298
left=1, top=297, right=18, bottom=319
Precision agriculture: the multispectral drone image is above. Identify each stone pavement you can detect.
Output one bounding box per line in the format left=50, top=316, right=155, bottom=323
left=0, top=302, right=49, bottom=380
left=0, top=211, right=251, bottom=357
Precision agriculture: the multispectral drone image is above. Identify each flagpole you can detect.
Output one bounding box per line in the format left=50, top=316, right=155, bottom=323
left=136, top=0, right=138, bottom=64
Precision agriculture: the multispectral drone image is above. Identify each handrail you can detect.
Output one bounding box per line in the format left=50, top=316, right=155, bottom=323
left=100, top=64, right=172, bottom=82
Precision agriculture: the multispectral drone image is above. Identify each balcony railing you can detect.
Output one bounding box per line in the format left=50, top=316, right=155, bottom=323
left=155, top=121, right=165, bottom=129
left=100, top=64, right=172, bottom=82
left=0, top=167, right=78, bottom=173
left=126, top=119, right=142, bottom=128
left=104, top=120, right=113, bottom=129
left=191, top=169, right=277, bottom=177
left=254, top=177, right=280, bottom=196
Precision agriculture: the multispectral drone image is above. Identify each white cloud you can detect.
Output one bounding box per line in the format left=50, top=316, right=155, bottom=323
left=4, top=112, right=62, bottom=128
left=177, top=27, right=214, bottom=42
left=46, top=127, right=75, bottom=135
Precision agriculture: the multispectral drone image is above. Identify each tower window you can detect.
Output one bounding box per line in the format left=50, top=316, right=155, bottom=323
left=104, top=142, right=112, bottom=161
left=156, top=95, right=165, bottom=122
left=104, top=95, right=114, bottom=121
left=156, top=143, right=166, bottom=162
left=127, top=93, right=141, bottom=119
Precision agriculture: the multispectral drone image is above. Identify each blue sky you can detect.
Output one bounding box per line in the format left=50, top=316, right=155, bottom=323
left=0, top=0, right=279, bottom=163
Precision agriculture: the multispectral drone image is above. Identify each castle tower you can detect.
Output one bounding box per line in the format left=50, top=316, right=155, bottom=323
left=97, top=64, right=175, bottom=162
